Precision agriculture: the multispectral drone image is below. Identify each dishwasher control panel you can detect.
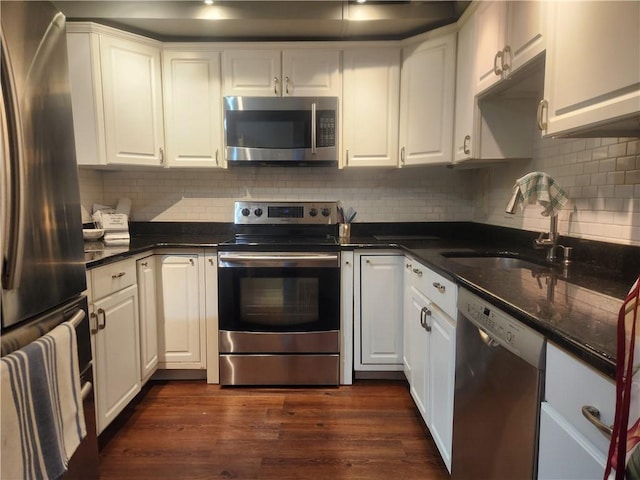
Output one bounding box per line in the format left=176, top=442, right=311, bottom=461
left=458, top=288, right=545, bottom=368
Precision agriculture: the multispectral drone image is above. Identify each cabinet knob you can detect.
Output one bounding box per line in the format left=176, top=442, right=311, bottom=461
left=433, top=282, right=446, bottom=294
left=189, top=258, right=195, bottom=266
left=111, top=272, right=126, bottom=279
left=140, top=262, right=147, bottom=267
left=412, top=268, right=422, bottom=277
left=345, top=261, right=350, bottom=265
left=208, top=258, right=214, bottom=265
left=405, top=263, right=412, bottom=269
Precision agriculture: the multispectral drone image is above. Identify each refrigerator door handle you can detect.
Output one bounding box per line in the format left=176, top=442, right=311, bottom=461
left=0, top=37, right=26, bottom=291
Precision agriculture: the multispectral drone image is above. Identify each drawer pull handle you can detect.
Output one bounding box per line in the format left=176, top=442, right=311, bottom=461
left=581, top=405, right=612, bottom=439
left=111, top=272, right=126, bottom=279
left=412, top=268, right=422, bottom=277
left=433, top=282, right=446, bottom=294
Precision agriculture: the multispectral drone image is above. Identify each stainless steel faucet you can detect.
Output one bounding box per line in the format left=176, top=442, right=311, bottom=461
left=534, top=215, right=559, bottom=262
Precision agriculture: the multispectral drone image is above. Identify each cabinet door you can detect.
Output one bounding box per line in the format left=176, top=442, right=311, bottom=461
left=399, top=33, right=456, bottom=166
left=163, top=50, right=224, bottom=168
left=92, top=284, right=141, bottom=434
left=137, top=256, right=158, bottom=383
left=204, top=252, right=219, bottom=384
left=359, top=255, right=404, bottom=367
left=281, top=49, right=340, bottom=96
left=343, top=48, right=400, bottom=168
left=407, top=284, right=430, bottom=419
left=538, top=403, right=608, bottom=480
left=543, top=1, right=640, bottom=136
left=402, top=259, right=414, bottom=380
left=474, top=1, right=506, bottom=94
left=99, top=35, right=165, bottom=166
left=222, top=49, right=281, bottom=96
left=426, top=303, right=455, bottom=473
left=504, top=1, right=545, bottom=75
left=157, top=255, right=204, bottom=368
left=453, top=14, right=476, bottom=163
left=341, top=251, right=355, bottom=385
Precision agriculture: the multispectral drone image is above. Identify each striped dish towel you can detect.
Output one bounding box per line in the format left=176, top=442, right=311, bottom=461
left=606, top=276, right=640, bottom=480
left=505, top=171, right=569, bottom=217
left=1, top=322, right=86, bottom=480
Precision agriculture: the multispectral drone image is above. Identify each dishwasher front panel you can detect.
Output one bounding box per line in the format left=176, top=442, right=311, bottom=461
left=451, top=310, right=543, bottom=480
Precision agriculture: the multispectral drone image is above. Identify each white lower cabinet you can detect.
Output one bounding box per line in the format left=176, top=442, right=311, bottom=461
left=87, top=257, right=141, bottom=434
left=538, top=342, right=618, bottom=480
left=354, top=252, right=404, bottom=371
left=137, top=256, right=158, bottom=383
left=156, top=253, right=206, bottom=369
left=403, top=256, right=456, bottom=473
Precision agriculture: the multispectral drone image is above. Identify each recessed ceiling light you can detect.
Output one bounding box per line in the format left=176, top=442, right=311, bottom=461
left=203, top=0, right=214, bottom=5
left=356, top=0, right=367, bottom=3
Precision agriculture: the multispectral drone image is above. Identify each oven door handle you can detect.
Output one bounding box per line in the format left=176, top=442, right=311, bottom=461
left=218, top=252, right=339, bottom=268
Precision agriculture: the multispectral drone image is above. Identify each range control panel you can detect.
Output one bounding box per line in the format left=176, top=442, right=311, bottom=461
left=234, top=201, right=337, bottom=225
left=458, top=288, right=545, bottom=368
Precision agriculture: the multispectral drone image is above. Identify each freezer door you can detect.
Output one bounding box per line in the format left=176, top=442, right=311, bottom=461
left=1, top=1, right=86, bottom=329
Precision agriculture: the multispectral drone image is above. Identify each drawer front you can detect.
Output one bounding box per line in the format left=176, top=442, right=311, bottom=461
left=405, top=258, right=432, bottom=296
left=545, top=342, right=616, bottom=455
left=91, top=259, right=136, bottom=300
left=425, top=271, right=457, bottom=319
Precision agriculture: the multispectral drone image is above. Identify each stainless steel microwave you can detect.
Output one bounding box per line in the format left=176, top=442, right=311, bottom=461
left=223, top=96, right=338, bottom=166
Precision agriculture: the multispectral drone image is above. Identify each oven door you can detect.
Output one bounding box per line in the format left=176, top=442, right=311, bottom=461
left=218, top=252, right=340, bottom=333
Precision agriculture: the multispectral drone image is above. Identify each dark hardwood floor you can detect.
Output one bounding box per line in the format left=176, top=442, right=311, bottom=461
left=98, top=379, right=450, bottom=480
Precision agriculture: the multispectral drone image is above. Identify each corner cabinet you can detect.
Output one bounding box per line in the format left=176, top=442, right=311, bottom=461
left=162, top=49, right=225, bottom=168
left=354, top=252, right=404, bottom=371
left=66, top=23, right=165, bottom=167
left=156, top=254, right=206, bottom=369
left=403, top=256, right=457, bottom=473
left=87, top=258, right=141, bottom=434
left=342, top=48, right=400, bottom=168
left=540, top=1, right=640, bottom=137
left=222, top=48, right=340, bottom=97
left=399, top=31, right=456, bottom=167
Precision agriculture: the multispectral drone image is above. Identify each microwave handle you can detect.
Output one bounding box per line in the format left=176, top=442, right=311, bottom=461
left=311, top=102, right=317, bottom=154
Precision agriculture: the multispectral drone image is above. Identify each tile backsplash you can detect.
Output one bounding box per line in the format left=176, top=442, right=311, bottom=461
left=78, top=136, right=639, bottom=246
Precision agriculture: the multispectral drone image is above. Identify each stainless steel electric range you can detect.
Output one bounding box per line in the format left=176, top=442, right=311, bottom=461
left=217, top=201, right=341, bottom=386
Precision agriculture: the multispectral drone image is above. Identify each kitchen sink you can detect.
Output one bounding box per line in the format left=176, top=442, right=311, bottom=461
left=441, top=251, right=557, bottom=272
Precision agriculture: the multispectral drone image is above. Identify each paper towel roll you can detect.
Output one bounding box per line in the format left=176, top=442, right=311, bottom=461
left=116, top=197, right=131, bottom=217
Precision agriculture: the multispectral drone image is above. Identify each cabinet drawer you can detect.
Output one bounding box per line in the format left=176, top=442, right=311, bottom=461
left=91, top=258, right=136, bottom=300
left=545, top=343, right=615, bottom=455
left=425, top=271, right=457, bottom=319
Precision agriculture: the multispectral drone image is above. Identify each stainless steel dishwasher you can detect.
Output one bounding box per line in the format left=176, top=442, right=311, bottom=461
left=451, top=288, right=546, bottom=480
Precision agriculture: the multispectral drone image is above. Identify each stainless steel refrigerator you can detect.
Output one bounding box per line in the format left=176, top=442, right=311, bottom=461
left=1, top=1, right=98, bottom=477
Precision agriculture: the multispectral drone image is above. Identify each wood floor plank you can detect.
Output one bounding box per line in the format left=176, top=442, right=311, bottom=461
left=99, top=379, right=450, bottom=479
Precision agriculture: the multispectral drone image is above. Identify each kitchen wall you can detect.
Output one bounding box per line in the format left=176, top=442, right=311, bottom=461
left=79, top=136, right=639, bottom=246
left=79, top=165, right=476, bottom=223
left=479, top=136, right=640, bottom=246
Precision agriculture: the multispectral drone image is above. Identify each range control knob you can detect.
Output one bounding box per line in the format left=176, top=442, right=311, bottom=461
left=254, top=208, right=263, bottom=217
left=309, top=208, right=318, bottom=217
left=321, top=208, right=331, bottom=217
left=241, top=207, right=251, bottom=217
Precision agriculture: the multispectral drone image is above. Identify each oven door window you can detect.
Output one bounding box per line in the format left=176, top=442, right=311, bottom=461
left=219, top=267, right=340, bottom=332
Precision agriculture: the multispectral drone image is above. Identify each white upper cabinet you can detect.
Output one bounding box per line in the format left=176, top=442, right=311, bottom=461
left=540, top=1, right=640, bottom=137
left=342, top=48, right=400, bottom=168
left=162, top=49, right=224, bottom=168
left=399, top=31, right=456, bottom=166
left=474, top=1, right=545, bottom=96
left=222, top=49, right=340, bottom=97
left=453, top=13, right=476, bottom=163
left=67, top=24, right=165, bottom=167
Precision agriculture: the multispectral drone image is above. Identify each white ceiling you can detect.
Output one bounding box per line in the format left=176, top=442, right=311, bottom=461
left=52, top=1, right=469, bottom=41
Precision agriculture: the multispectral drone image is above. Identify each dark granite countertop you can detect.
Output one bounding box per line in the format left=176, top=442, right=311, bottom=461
left=84, top=221, right=639, bottom=378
